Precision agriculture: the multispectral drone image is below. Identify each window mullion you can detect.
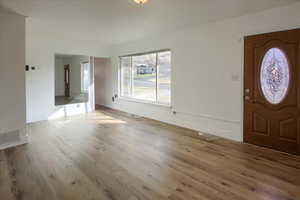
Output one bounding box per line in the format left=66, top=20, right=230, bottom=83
left=119, top=58, right=122, bottom=96
left=130, top=56, right=133, bottom=97
left=155, top=53, right=159, bottom=102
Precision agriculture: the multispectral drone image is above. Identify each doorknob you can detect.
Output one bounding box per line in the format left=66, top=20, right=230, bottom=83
left=244, top=95, right=253, bottom=103
left=245, top=89, right=250, bottom=93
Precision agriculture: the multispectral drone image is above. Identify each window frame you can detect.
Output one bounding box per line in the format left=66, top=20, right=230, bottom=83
left=119, top=49, right=171, bottom=107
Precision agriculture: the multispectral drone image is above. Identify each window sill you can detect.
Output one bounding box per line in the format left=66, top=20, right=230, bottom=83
left=118, top=97, right=171, bottom=108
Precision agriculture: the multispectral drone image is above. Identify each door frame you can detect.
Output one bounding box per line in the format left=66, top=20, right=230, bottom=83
left=64, top=64, right=70, bottom=97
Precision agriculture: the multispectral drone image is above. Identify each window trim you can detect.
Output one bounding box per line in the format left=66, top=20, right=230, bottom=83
left=119, top=49, right=171, bottom=106
left=119, top=49, right=171, bottom=58
left=119, top=96, right=171, bottom=108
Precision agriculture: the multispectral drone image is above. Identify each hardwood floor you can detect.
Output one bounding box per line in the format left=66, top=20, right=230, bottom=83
left=1, top=106, right=300, bottom=200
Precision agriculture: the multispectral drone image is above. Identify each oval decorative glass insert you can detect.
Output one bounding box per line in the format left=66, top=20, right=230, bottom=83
left=260, top=48, right=290, bottom=104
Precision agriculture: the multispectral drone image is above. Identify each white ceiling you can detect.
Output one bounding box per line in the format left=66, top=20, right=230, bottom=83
left=0, top=0, right=298, bottom=45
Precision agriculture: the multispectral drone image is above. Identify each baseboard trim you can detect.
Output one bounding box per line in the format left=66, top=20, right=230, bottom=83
left=0, top=140, right=28, bottom=151
left=0, top=127, right=29, bottom=151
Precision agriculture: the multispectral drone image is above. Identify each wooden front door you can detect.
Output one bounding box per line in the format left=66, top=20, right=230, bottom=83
left=64, top=64, right=70, bottom=97
left=244, top=29, right=300, bottom=155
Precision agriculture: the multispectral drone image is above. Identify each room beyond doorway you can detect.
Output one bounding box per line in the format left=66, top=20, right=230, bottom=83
left=55, top=54, right=90, bottom=106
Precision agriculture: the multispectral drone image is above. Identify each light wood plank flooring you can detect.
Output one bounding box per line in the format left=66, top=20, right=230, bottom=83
left=1, top=106, right=300, bottom=200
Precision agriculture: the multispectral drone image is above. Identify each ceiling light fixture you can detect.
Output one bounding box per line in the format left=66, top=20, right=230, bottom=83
left=134, top=0, right=148, bottom=4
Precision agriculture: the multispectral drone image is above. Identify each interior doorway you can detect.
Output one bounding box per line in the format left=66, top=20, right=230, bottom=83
left=244, top=29, right=300, bottom=155
left=64, top=64, right=70, bottom=97
left=55, top=54, right=90, bottom=106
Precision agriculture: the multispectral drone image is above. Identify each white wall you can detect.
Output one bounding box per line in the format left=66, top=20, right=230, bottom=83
left=97, top=2, right=300, bottom=141
left=55, top=57, right=65, bottom=96
left=95, top=58, right=111, bottom=105
left=26, top=18, right=110, bottom=123
left=0, top=9, right=27, bottom=149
